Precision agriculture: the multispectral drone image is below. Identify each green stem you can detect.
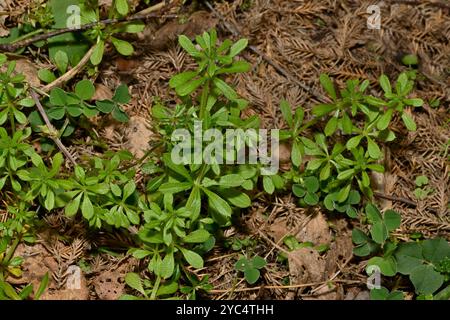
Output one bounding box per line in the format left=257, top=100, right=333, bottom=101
left=3, top=235, right=21, bottom=266
left=11, top=29, right=44, bottom=44
left=150, top=276, right=161, bottom=300
left=199, top=79, right=210, bottom=123
left=9, top=112, right=14, bottom=134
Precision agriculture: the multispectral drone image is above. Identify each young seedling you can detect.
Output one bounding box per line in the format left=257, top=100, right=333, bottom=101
left=235, top=255, right=267, bottom=285
left=369, top=72, right=423, bottom=131
left=413, top=175, right=433, bottom=200
left=292, top=176, right=320, bottom=206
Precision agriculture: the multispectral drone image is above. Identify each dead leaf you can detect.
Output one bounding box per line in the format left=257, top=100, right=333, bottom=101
left=269, top=218, right=289, bottom=243
left=115, top=57, right=139, bottom=72
left=8, top=243, right=57, bottom=287
left=125, top=116, right=154, bottom=158
left=325, top=235, right=353, bottom=277
left=277, top=142, right=291, bottom=164
left=0, top=1, right=10, bottom=37
left=288, top=247, right=326, bottom=284
left=145, top=11, right=218, bottom=50
left=92, top=83, right=113, bottom=101
left=345, top=288, right=370, bottom=300
left=296, top=212, right=331, bottom=245
left=93, top=263, right=129, bottom=300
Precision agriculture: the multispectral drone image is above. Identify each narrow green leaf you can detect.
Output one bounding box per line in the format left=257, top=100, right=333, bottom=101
left=319, top=74, right=337, bottom=100
left=125, top=273, right=146, bottom=296
left=379, top=74, right=391, bottom=95
left=263, top=175, right=275, bottom=194
left=213, top=78, right=237, bottom=100
left=180, top=248, right=204, bottom=269
left=35, top=273, right=49, bottom=300
left=203, top=188, right=232, bottom=219
left=176, top=77, right=205, bottom=96
left=159, top=182, right=192, bottom=194
left=219, top=174, right=244, bottom=187
left=65, top=193, right=82, bottom=217
left=377, top=109, right=393, bottom=130
left=367, top=137, right=381, bottom=159
left=115, top=0, right=129, bottom=15
left=401, top=112, right=416, bottom=131
left=81, top=194, right=94, bottom=220
left=182, top=229, right=210, bottom=243
left=169, top=71, right=198, bottom=88
left=229, top=39, right=248, bottom=57
left=111, top=37, right=134, bottom=56
left=178, top=35, right=200, bottom=57
left=280, top=100, right=293, bottom=127
left=90, top=41, right=105, bottom=66
left=324, top=117, right=338, bottom=136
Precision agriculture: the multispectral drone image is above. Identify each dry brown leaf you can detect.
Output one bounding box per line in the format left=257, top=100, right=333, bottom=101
left=288, top=247, right=326, bottom=284
left=92, top=83, right=113, bottom=101
left=145, top=11, right=218, bottom=50
left=125, top=116, right=154, bottom=158
left=0, top=1, right=10, bottom=37
left=93, top=264, right=128, bottom=300
left=296, top=212, right=331, bottom=245
left=115, top=57, right=139, bottom=72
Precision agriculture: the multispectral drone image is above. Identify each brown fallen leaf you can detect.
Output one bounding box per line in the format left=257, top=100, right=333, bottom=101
left=288, top=247, right=326, bottom=285
left=93, top=264, right=129, bottom=300
left=296, top=212, right=331, bottom=245
left=125, top=116, right=154, bottom=158
left=115, top=57, right=139, bottom=72
left=144, top=11, right=218, bottom=51
left=92, top=83, right=113, bottom=101
left=0, top=1, right=10, bottom=37
left=324, top=235, right=353, bottom=277
left=268, top=217, right=289, bottom=243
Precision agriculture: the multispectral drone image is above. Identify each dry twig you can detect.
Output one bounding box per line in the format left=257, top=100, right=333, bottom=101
left=30, top=90, right=77, bottom=166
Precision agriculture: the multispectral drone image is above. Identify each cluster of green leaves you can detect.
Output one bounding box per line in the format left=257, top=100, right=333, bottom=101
left=225, top=236, right=257, bottom=251
left=394, top=238, right=450, bottom=297
left=0, top=273, right=49, bottom=300
left=53, top=0, right=144, bottom=67
left=351, top=204, right=450, bottom=300
left=352, top=204, right=401, bottom=276
left=370, top=238, right=450, bottom=300
left=0, top=55, right=35, bottom=131
left=277, top=235, right=328, bottom=265
left=316, top=72, right=422, bottom=134
left=123, top=30, right=268, bottom=299
left=0, top=47, right=136, bottom=298
left=286, top=71, right=423, bottom=215
left=30, top=80, right=130, bottom=139
left=413, top=175, right=433, bottom=201
left=0, top=0, right=145, bottom=70
left=234, top=255, right=267, bottom=285
left=81, top=1, right=145, bottom=66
